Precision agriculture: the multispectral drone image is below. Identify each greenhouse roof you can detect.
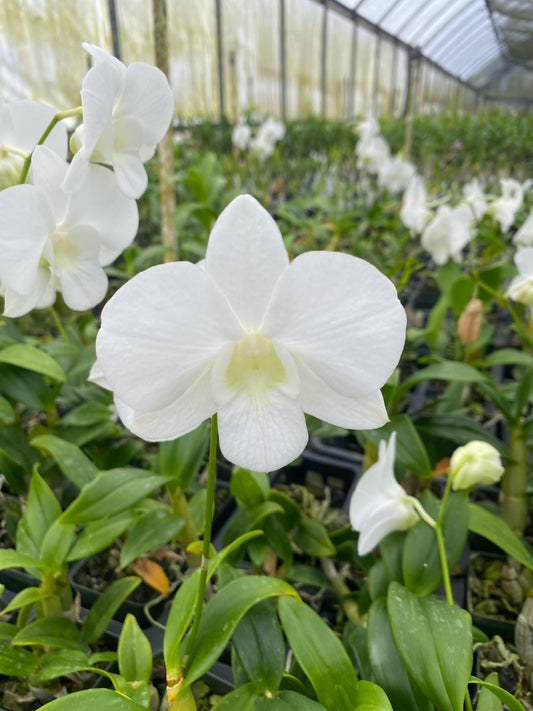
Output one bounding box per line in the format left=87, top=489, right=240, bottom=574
left=334, top=0, right=533, bottom=100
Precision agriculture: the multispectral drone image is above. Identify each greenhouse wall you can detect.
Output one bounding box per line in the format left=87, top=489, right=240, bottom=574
left=0, top=0, right=524, bottom=121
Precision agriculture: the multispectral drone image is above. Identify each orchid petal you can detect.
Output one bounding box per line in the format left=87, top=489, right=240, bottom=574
left=113, top=152, right=148, bottom=199
left=296, top=357, right=389, bottom=429
left=218, top=388, right=308, bottom=472
left=263, top=251, right=406, bottom=399
left=3, top=267, right=53, bottom=317
left=206, top=195, right=289, bottom=330
left=96, top=262, right=242, bottom=413
left=356, top=500, right=416, bottom=555
left=54, top=224, right=108, bottom=310
left=0, top=185, right=54, bottom=294
left=117, top=367, right=216, bottom=441
left=3, top=100, right=67, bottom=159
left=30, top=146, right=69, bottom=220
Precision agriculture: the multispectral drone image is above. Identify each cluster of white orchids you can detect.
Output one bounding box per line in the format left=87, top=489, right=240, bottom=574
left=0, top=43, right=174, bottom=317
left=231, top=115, right=285, bottom=160
left=356, top=118, right=533, bottom=285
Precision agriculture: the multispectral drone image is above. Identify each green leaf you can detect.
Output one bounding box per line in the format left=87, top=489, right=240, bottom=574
left=403, top=491, right=468, bottom=596
left=471, top=675, right=526, bottom=711
left=468, top=503, right=533, bottom=569
left=60, top=468, right=172, bottom=524
left=40, top=519, right=76, bottom=569
left=164, top=570, right=201, bottom=674
left=32, top=650, right=93, bottom=683
left=388, top=582, right=472, bottom=711
left=0, top=395, right=15, bottom=424
left=211, top=683, right=258, bottom=711
left=367, top=598, right=432, bottom=711
left=0, top=622, right=17, bottom=641
left=158, top=422, right=209, bottom=491
left=267, top=490, right=302, bottom=527
left=414, top=415, right=507, bottom=455
left=394, top=361, right=488, bottom=407
left=0, top=549, right=44, bottom=572
left=2, top=586, right=46, bottom=615
left=475, top=672, right=503, bottom=711
left=18, top=471, right=61, bottom=555
left=363, top=415, right=432, bottom=478
left=278, top=596, right=358, bottom=711
left=0, top=364, right=47, bottom=409
left=118, top=614, right=152, bottom=683
left=481, top=349, right=533, bottom=368
left=352, top=680, right=393, bottom=711
left=38, top=689, right=149, bottom=711
left=0, top=640, right=36, bottom=676
left=292, top=518, right=335, bottom=557
left=81, top=577, right=141, bottom=645
left=12, top=617, right=85, bottom=651
left=184, top=576, right=298, bottom=686
left=232, top=599, right=286, bottom=694
left=120, top=506, right=186, bottom=568
left=0, top=344, right=65, bottom=381
left=59, top=402, right=113, bottom=427
left=255, top=690, right=327, bottom=710
left=31, top=434, right=98, bottom=488
left=231, top=467, right=269, bottom=508
left=67, top=512, right=136, bottom=562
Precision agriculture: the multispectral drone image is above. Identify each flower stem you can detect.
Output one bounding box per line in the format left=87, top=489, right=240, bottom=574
left=19, top=106, right=82, bottom=184
left=183, top=414, right=218, bottom=663
left=49, top=306, right=69, bottom=343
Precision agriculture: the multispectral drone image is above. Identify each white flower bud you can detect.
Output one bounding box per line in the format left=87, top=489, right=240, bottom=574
left=449, top=441, right=504, bottom=490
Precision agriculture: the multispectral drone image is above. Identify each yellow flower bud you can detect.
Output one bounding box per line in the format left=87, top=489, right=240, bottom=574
left=449, top=441, right=504, bottom=490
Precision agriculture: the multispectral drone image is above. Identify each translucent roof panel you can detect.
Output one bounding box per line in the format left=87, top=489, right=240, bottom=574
left=333, top=0, right=531, bottom=89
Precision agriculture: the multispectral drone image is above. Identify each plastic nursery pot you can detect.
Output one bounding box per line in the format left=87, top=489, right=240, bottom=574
left=309, top=434, right=364, bottom=467
left=69, top=553, right=172, bottom=628
left=466, top=552, right=528, bottom=644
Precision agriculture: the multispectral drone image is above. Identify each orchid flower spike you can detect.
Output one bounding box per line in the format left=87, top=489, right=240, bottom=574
left=0, top=145, right=138, bottom=316
left=93, top=194, right=406, bottom=472
left=349, top=432, right=418, bottom=555
left=0, top=99, right=67, bottom=190
left=421, top=203, right=474, bottom=266
left=65, top=43, right=174, bottom=199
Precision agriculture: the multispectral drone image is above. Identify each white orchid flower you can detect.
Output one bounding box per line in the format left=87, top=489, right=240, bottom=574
left=507, top=247, right=533, bottom=309
left=0, top=99, right=67, bottom=190
left=65, top=43, right=174, bottom=199
left=400, top=176, right=431, bottom=234
left=0, top=146, right=138, bottom=317
left=232, top=122, right=252, bottom=151
left=93, top=194, right=406, bottom=472
left=257, top=116, right=285, bottom=144
left=463, top=179, right=487, bottom=222
left=349, top=432, right=418, bottom=555
left=421, top=203, right=474, bottom=265
left=356, top=135, right=390, bottom=175
left=356, top=117, right=380, bottom=144
left=490, top=178, right=524, bottom=233
left=377, top=155, right=416, bottom=194
left=513, top=209, right=533, bottom=247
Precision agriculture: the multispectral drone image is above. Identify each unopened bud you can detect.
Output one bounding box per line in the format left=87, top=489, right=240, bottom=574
left=458, top=297, right=483, bottom=344
left=449, top=440, right=504, bottom=490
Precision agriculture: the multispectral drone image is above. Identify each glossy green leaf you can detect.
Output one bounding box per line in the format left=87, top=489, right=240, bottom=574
left=255, top=690, right=327, bottom=710
left=211, top=683, right=258, bottom=711
left=367, top=598, right=432, bottom=711
left=403, top=490, right=468, bottom=596
left=292, top=518, right=335, bottom=557
left=278, top=595, right=358, bottom=711
left=471, top=675, right=525, bottom=711
left=482, top=349, right=533, bottom=368
left=32, top=650, right=93, bottom=683
left=351, top=680, right=393, bottom=711
left=468, top=503, right=533, bottom=570
left=0, top=365, right=46, bottom=410
left=231, top=467, right=270, bottom=508
left=18, top=471, right=61, bottom=555
left=80, top=577, right=141, bottom=645
left=263, top=513, right=294, bottom=564
left=118, top=614, right=152, bottom=683
left=232, top=599, right=286, bottom=694
left=158, top=422, right=209, bottom=491
left=0, top=549, right=44, bottom=572
left=121, top=506, right=186, bottom=567
left=363, top=415, right=432, bottom=478
left=267, top=490, right=302, bottom=527
left=184, top=575, right=298, bottom=686
left=380, top=531, right=405, bottom=584
left=0, top=344, right=65, bottom=381
left=12, top=617, right=85, bottom=651
left=475, top=673, right=503, bottom=711
left=60, top=469, right=172, bottom=524
left=59, top=402, right=113, bottom=427
left=0, top=640, right=36, bottom=676
left=31, top=434, right=98, bottom=488
left=0, top=622, right=17, bottom=641
left=164, top=569, right=201, bottom=674
left=388, top=582, right=472, bottom=711
left=394, top=361, right=488, bottom=407
left=414, top=415, right=507, bottom=455
left=2, top=586, right=46, bottom=615
left=39, top=689, right=148, bottom=711
left=67, top=512, right=136, bottom=562
left=40, top=519, right=76, bottom=569
left=0, top=396, right=15, bottom=424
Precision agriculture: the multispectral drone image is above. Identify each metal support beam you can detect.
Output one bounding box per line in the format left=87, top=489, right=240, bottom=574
left=371, top=32, right=381, bottom=117
left=388, top=41, right=399, bottom=116
left=215, top=0, right=225, bottom=120
left=279, top=0, right=287, bottom=120
left=320, top=0, right=329, bottom=118
left=349, top=12, right=358, bottom=118
left=108, top=0, right=121, bottom=60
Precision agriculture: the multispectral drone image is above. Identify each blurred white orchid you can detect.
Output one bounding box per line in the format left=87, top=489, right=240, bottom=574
left=0, top=146, right=138, bottom=316
left=66, top=43, right=174, bottom=199
left=349, top=432, right=418, bottom=555
left=513, top=209, right=533, bottom=247
left=377, top=155, right=416, bottom=194
left=0, top=98, right=67, bottom=190
left=356, top=135, right=390, bottom=174
left=250, top=117, right=285, bottom=160
left=232, top=122, right=252, bottom=151
left=490, top=178, right=524, bottom=233
left=400, top=176, right=431, bottom=234
left=463, top=179, right=487, bottom=222
left=93, top=194, right=406, bottom=472
left=507, top=247, right=533, bottom=309
left=356, top=117, right=380, bottom=144
left=421, top=203, right=473, bottom=265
